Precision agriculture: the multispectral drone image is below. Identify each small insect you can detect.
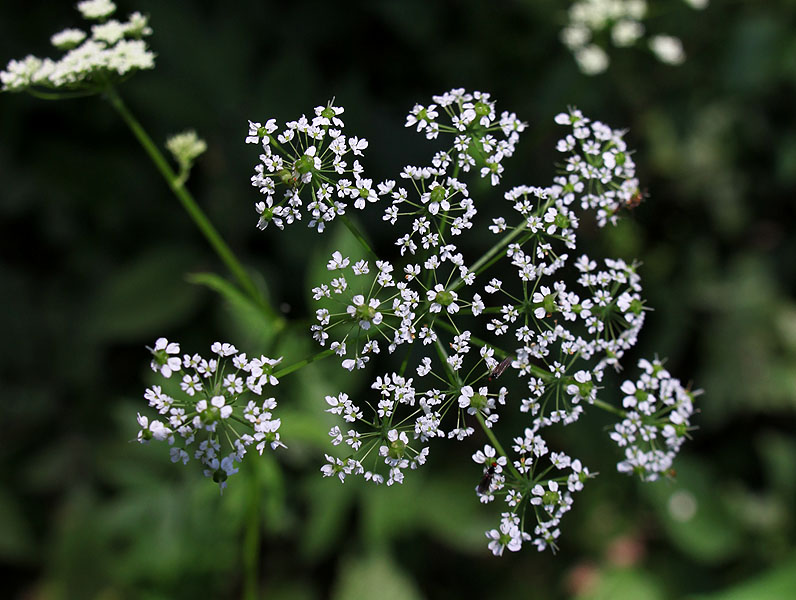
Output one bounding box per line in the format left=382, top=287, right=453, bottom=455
left=626, top=188, right=646, bottom=210
left=488, top=355, right=513, bottom=381
left=476, top=461, right=498, bottom=495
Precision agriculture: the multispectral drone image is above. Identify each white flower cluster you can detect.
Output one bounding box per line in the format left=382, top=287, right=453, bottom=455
left=245, top=102, right=370, bottom=232
left=166, top=130, right=207, bottom=173
left=611, top=358, right=698, bottom=481
left=311, top=239, right=485, bottom=369
left=305, top=90, right=699, bottom=556
left=322, top=375, right=431, bottom=486
left=560, top=0, right=706, bottom=75
left=139, top=338, right=285, bottom=491
left=311, top=251, right=423, bottom=370
left=1, top=1, right=154, bottom=93
left=403, top=88, right=527, bottom=186
left=552, top=108, right=640, bottom=227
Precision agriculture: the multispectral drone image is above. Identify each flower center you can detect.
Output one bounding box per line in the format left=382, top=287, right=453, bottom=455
left=200, top=405, right=220, bottom=424
left=542, top=490, right=560, bottom=506
left=474, top=101, right=490, bottom=117
left=430, top=185, right=447, bottom=205
left=470, top=393, right=488, bottom=410
left=295, top=154, right=314, bottom=175
left=354, top=302, right=376, bottom=322
left=388, top=438, right=406, bottom=459
left=435, top=290, right=454, bottom=306
left=278, top=168, right=295, bottom=186
left=152, top=349, right=168, bottom=366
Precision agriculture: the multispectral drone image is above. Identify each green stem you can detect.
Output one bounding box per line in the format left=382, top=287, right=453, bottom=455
left=433, top=320, right=551, bottom=381
left=592, top=397, right=626, bottom=418
left=273, top=348, right=335, bottom=378
left=475, top=412, right=523, bottom=481
left=450, top=220, right=529, bottom=292
left=433, top=336, right=461, bottom=387
left=104, top=88, right=282, bottom=325
left=398, top=344, right=413, bottom=377
left=338, top=212, right=377, bottom=259
left=28, top=87, right=99, bottom=101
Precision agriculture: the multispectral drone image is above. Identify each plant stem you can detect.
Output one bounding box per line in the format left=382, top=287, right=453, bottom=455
left=104, top=87, right=282, bottom=324
left=338, top=212, right=378, bottom=259
left=28, top=88, right=98, bottom=101
left=450, top=220, right=529, bottom=292
left=592, top=397, right=626, bottom=418
left=475, top=413, right=523, bottom=481
left=273, top=348, right=335, bottom=378
left=433, top=320, right=551, bottom=381
left=433, top=337, right=462, bottom=387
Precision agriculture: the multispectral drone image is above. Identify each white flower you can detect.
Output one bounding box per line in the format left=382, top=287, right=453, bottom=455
left=211, top=341, right=239, bottom=357
left=327, top=251, right=350, bottom=270
left=136, top=413, right=171, bottom=443
left=321, top=454, right=351, bottom=482
left=50, top=29, right=87, bottom=50
left=166, top=130, right=207, bottom=171
left=486, top=514, right=524, bottom=556
left=427, top=284, right=459, bottom=314
left=77, top=0, right=116, bottom=20
left=561, top=25, right=590, bottom=50
left=349, top=136, right=368, bottom=156
left=92, top=20, right=127, bottom=45
left=649, top=35, right=685, bottom=65
left=611, top=20, right=644, bottom=47
left=575, top=44, right=609, bottom=75
left=149, top=337, right=181, bottom=378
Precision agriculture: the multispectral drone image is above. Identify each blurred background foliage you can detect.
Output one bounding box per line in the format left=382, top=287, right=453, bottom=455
left=1, top=1, right=795, bottom=598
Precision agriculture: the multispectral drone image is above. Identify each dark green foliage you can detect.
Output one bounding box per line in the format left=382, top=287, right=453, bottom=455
left=1, top=1, right=794, bottom=598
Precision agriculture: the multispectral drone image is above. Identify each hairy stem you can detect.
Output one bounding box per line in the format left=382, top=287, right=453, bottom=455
left=338, top=212, right=378, bottom=259
left=591, top=397, right=626, bottom=418
left=450, top=220, right=529, bottom=292
left=104, top=87, right=283, bottom=325
left=273, top=348, right=335, bottom=378
left=475, top=413, right=523, bottom=481
left=433, top=319, right=551, bottom=381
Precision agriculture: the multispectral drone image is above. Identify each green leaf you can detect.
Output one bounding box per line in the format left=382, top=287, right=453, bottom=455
left=187, top=271, right=276, bottom=347
left=360, top=476, right=423, bottom=548
left=757, top=432, right=796, bottom=497
left=300, top=476, right=357, bottom=561
left=417, top=474, right=495, bottom=552
left=692, top=553, right=796, bottom=600
left=331, top=552, right=423, bottom=600
left=359, top=470, right=492, bottom=554
left=259, top=452, right=289, bottom=535
left=579, top=568, right=665, bottom=600
left=279, top=407, right=333, bottom=447
left=640, top=458, right=744, bottom=563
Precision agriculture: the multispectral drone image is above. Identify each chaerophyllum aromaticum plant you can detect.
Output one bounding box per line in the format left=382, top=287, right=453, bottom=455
left=3, top=0, right=701, bottom=557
